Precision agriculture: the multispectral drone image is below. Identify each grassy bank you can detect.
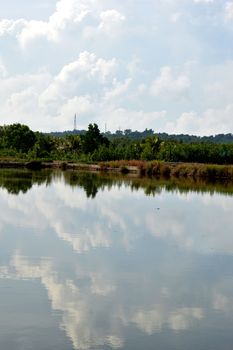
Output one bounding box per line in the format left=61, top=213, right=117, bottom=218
left=99, top=160, right=233, bottom=180
left=1, top=158, right=233, bottom=181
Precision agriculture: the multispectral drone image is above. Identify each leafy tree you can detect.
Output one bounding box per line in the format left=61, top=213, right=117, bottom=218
left=30, top=133, right=55, bottom=158
left=66, top=134, right=82, bottom=152
left=81, top=123, right=109, bottom=154
left=124, top=129, right=132, bottom=136
left=3, top=123, right=36, bottom=153
left=141, top=137, right=161, bottom=160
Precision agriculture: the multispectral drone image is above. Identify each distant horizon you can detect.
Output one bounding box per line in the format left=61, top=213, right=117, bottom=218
left=1, top=121, right=233, bottom=138
left=45, top=126, right=233, bottom=138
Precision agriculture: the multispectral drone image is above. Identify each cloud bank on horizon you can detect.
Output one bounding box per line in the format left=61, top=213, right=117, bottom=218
left=0, top=0, right=232, bottom=135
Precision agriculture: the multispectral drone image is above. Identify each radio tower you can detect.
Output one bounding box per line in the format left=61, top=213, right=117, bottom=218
left=74, top=114, right=77, bottom=132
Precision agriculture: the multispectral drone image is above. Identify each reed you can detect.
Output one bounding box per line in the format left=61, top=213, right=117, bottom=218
left=99, top=160, right=233, bottom=180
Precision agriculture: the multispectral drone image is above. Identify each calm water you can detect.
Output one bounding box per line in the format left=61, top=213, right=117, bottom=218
left=0, top=169, right=233, bottom=349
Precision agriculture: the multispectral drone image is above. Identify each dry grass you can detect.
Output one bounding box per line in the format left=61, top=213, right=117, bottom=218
left=99, top=160, right=233, bottom=180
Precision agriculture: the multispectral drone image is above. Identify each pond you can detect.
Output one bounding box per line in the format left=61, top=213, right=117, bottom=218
left=0, top=169, right=233, bottom=350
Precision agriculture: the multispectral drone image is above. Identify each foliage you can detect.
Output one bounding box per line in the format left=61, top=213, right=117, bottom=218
left=48, top=127, right=233, bottom=144
left=81, top=123, right=109, bottom=154
left=1, top=123, right=233, bottom=171
left=1, top=124, right=36, bottom=153
left=30, top=133, right=55, bottom=158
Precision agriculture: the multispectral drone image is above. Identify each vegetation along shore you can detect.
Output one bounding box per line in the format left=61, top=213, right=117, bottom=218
left=1, top=122, right=233, bottom=180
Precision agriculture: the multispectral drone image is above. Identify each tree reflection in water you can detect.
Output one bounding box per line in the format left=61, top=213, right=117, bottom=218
left=1, top=168, right=233, bottom=198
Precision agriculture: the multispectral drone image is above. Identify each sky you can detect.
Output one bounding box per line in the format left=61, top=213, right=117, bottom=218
left=0, top=0, right=233, bottom=134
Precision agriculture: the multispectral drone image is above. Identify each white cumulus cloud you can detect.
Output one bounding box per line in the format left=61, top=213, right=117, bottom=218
left=0, top=0, right=232, bottom=134
left=225, top=2, right=233, bottom=21
left=150, top=66, right=190, bottom=99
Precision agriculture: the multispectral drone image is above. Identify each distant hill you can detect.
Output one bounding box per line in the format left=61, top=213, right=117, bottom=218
left=47, top=129, right=233, bottom=144
left=47, top=130, right=86, bottom=137
left=155, top=132, right=233, bottom=144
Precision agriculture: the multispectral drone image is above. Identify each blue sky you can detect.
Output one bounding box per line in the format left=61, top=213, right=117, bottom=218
left=0, top=0, right=232, bottom=134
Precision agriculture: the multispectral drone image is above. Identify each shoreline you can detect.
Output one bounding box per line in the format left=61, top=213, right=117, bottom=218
left=0, top=160, right=138, bottom=172
left=0, top=159, right=233, bottom=180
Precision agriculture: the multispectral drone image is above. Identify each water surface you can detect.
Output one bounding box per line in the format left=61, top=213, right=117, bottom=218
left=0, top=169, right=233, bottom=349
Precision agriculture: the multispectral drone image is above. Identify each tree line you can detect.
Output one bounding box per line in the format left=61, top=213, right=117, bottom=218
left=49, top=128, right=233, bottom=144
left=1, top=123, right=233, bottom=165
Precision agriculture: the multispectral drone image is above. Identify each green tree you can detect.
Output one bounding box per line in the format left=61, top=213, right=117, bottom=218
left=81, top=123, right=109, bottom=154
left=30, top=133, right=55, bottom=158
left=3, top=123, right=36, bottom=153
left=141, top=136, right=161, bottom=160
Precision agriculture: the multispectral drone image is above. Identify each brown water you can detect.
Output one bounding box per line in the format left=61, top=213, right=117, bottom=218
left=0, top=169, right=233, bottom=350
